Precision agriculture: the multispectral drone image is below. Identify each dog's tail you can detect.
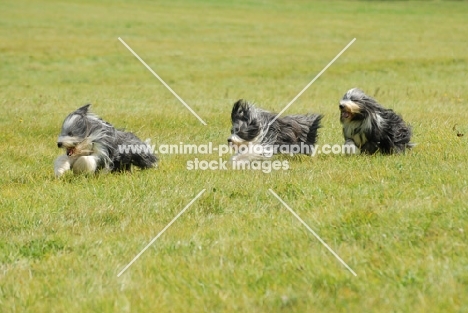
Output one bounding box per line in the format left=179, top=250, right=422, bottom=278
left=114, top=132, right=158, bottom=171
left=282, top=114, right=323, bottom=146
left=131, top=150, right=158, bottom=169
left=129, top=137, right=158, bottom=169
left=392, top=121, right=414, bottom=153
left=305, top=114, right=323, bottom=146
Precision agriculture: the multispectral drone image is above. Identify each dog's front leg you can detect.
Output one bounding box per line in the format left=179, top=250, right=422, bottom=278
left=54, top=155, right=74, bottom=177
left=343, top=139, right=360, bottom=155
left=72, top=156, right=99, bottom=174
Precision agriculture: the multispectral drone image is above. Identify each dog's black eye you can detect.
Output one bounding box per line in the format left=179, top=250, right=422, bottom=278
left=68, top=132, right=73, bottom=136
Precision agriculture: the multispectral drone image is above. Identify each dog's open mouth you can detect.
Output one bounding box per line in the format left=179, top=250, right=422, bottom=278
left=66, top=148, right=75, bottom=156
left=341, top=111, right=351, bottom=119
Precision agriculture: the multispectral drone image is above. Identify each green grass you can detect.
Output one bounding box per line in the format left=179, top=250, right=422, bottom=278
left=1, top=0, right=468, bottom=312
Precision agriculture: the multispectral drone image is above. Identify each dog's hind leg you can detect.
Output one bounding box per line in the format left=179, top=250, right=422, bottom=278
left=72, top=156, right=99, bottom=174
left=54, top=155, right=74, bottom=177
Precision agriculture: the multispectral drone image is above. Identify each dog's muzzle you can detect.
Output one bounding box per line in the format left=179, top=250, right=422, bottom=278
left=339, top=104, right=352, bottom=119
left=58, top=142, right=76, bottom=156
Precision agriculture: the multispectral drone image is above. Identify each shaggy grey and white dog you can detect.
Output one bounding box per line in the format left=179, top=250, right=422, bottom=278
left=339, top=88, right=413, bottom=154
left=228, top=99, right=322, bottom=160
left=54, top=104, right=157, bottom=177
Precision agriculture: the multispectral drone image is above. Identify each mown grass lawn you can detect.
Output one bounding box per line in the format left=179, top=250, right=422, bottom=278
left=1, top=0, right=467, bottom=312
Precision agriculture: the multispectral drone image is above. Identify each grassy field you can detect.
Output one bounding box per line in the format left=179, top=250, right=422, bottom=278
left=1, top=0, right=468, bottom=312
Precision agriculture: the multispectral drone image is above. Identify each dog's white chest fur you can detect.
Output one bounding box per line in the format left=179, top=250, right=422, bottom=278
left=343, top=114, right=383, bottom=147
left=343, top=120, right=369, bottom=147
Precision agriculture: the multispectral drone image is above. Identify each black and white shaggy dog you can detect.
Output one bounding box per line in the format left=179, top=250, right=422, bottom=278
left=54, top=104, right=157, bottom=177
left=339, top=88, right=413, bottom=154
left=228, top=99, right=322, bottom=160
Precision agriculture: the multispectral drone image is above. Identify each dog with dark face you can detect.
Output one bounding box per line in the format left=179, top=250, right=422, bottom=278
left=228, top=99, right=322, bottom=160
left=54, top=104, right=157, bottom=177
left=339, top=88, right=413, bottom=154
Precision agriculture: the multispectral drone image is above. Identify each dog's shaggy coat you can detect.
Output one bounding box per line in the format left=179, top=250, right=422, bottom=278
left=228, top=99, right=322, bottom=160
left=339, top=88, right=413, bottom=154
left=54, top=104, right=157, bottom=177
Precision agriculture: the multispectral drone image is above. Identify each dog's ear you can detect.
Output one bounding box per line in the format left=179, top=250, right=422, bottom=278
left=76, top=104, right=91, bottom=115
left=231, top=99, right=249, bottom=120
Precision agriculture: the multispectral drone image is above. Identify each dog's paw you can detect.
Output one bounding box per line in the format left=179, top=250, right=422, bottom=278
left=230, top=157, right=251, bottom=167
left=343, top=140, right=359, bottom=155
left=54, top=168, right=68, bottom=178
left=54, top=155, right=71, bottom=177
left=72, top=156, right=98, bottom=174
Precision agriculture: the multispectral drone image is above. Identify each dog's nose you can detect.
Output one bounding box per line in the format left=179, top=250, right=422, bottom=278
left=227, top=138, right=232, bottom=144
left=339, top=104, right=345, bottom=110
left=57, top=142, right=63, bottom=148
